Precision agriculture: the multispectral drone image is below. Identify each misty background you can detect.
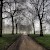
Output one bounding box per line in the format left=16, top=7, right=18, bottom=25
left=2, top=0, right=50, bottom=34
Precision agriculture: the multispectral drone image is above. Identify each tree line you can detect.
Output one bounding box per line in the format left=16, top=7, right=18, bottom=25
left=0, top=0, right=50, bottom=37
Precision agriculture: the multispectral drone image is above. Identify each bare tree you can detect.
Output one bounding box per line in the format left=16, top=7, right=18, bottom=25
left=22, top=9, right=36, bottom=34
left=2, top=0, right=15, bottom=34
left=32, top=19, right=35, bottom=34
left=2, top=0, right=24, bottom=34
left=14, top=19, right=17, bottom=34
left=30, top=0, right=50, bottom=36
left=14, top=16, right=24, bottom=34
left=0, top=1, right=2, bottom=37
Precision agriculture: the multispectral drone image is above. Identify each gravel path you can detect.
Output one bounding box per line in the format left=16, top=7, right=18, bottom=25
left=7, top=35, right=46, bottom=50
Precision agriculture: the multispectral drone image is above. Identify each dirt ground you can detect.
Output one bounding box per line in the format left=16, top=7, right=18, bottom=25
left=7, top=35, right=46, bottom=50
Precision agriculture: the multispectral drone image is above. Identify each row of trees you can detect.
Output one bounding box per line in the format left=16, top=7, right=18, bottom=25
left=0, top=0, right=50, bottom=37
left=30, top=0, right=50, bottom=36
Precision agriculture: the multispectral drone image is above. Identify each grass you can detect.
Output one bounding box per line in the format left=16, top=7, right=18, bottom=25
left=29, top=34, right=50, bottom=50
left=0, top=34, right=21, bottom=50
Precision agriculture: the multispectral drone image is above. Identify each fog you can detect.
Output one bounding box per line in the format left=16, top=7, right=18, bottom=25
left=2, top=0, right=50, bottom=34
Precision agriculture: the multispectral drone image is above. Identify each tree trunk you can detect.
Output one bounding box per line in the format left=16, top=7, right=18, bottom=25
left=40, top=19, right=43, bottom=36
left=16, top=24, right=17, bottom=34
left=33, top=23, right=35, bottom=35
left=0, top=1, right=2, bottom=37
left=12, top=16, right=14, bottom=35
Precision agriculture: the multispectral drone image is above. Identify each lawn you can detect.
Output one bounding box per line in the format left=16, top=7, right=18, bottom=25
left=29, top=34, right=50, bottom=50
left=0, top=34, right=21, bottom=50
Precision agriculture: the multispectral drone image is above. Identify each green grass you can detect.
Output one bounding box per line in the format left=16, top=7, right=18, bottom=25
left=29, top=34, right=50, bottom=50
left=0, top=34, right=20, bottom=50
